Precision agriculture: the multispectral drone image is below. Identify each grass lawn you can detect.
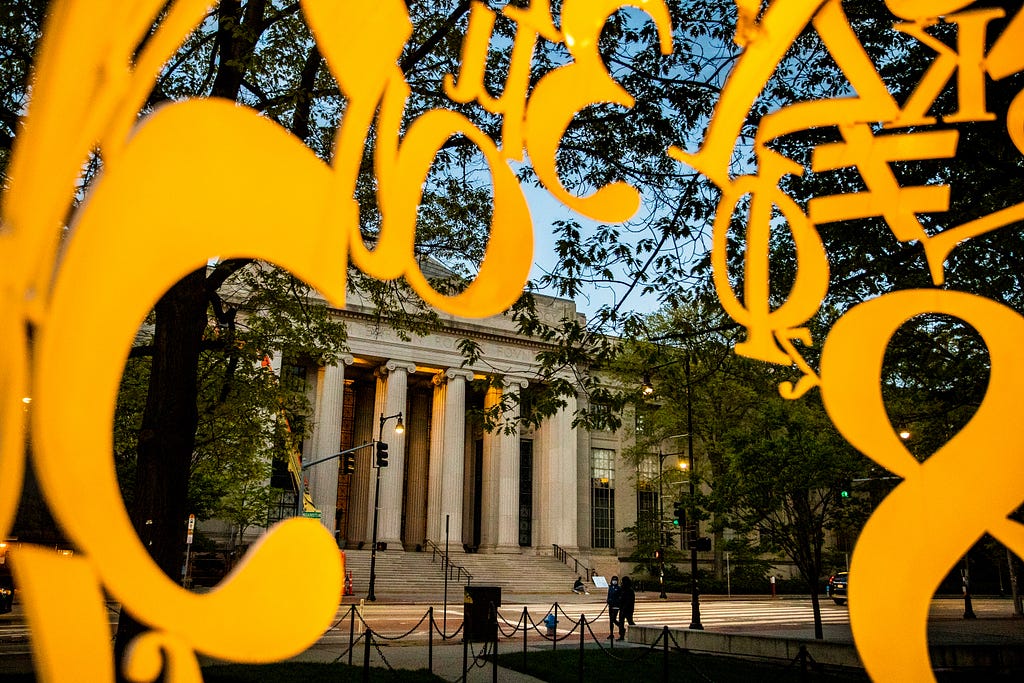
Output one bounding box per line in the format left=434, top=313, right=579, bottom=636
left=0, top=663, right=444, bottom=682
left=496, top=647, right=869, bottom=682
left=1, top=650, right=1015, bottom=681
left=496, top=647, right=1022, bottom=683
left=200, top=663, right=442, bottom=682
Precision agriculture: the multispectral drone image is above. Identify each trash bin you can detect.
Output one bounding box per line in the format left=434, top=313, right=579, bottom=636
left=463, top=586, right=501, bottom=642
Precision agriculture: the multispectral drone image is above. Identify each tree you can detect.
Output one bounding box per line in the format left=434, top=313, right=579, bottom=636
left=6, top=0, right=1021, bottom=673
left=604, top=302, right=872, bottom=634
left=4, top=2, right=720, bottom=672
left=718, top=388, right=868, bottom=639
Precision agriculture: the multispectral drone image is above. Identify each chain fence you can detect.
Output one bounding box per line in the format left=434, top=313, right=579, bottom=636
left=327, top=599, right=837, bottom=683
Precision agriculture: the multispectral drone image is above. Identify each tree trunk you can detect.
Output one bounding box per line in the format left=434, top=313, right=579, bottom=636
left=1008, top=547, right=1023, bottom=617
left=810, top=585, right=824, bottom=640
left=113, top=267, right=208, bottom=679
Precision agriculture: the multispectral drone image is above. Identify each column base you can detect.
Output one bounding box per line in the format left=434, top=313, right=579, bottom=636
left=493, top=545, right=523, bottom=554
left=376, top=538, right=403, bottom=551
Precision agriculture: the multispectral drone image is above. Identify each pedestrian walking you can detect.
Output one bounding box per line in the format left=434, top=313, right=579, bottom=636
left=616, top=576, right=636, bottom=640
left=606, top=575, right=621, bottom=639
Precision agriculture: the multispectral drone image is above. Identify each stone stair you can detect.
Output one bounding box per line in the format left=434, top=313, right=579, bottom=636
left=340, top=548, right=582, bottom=599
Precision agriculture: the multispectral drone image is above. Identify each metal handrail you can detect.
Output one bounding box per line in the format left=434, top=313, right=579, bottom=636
left=424, top=539, right=473, bottom=585
left=552, top=544, right=593, bottom=580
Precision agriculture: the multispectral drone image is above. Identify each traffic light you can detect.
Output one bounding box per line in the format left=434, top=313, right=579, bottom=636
left=654, top=547, right=663, bottom=562
left=376, top=441, right=389, bottom=467
left=342, top=451, right=356, bottom=475
left=839, top=479, right=852, bottom=499
left=672, top=501, right=683, bottom=526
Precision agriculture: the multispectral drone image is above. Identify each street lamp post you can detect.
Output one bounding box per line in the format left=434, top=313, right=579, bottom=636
left=368, top=411, right=404, bottom=602
left=658, top=449, right=667, bottom=599
left=656, top=437, right=688, bottom=601
left=685, top=355, right=703, bottom=630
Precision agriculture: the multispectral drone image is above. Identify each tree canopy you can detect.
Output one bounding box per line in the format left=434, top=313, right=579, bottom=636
left=4, top=0, right=1023, bottom=672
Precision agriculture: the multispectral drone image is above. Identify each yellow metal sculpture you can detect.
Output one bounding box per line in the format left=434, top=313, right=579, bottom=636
left=3, top=0, right=1022, bottom=680
left=675, top=1, right=1024, bottom=681
left=0, top=0, right=669, bottom=681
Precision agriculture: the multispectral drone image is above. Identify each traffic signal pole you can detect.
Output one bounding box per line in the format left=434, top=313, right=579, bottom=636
left=368, top=412, right=403, bottom=602
left=301, top=441, right=374, bottom=472
left=296, top=441, right=375, bottom=516
left=686, top=356, right=703, bottom=630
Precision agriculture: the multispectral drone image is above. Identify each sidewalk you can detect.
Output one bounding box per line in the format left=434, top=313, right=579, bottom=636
left=280, top=639, right=552, bottom=682
left=3, top=593, right=1021, bottom=680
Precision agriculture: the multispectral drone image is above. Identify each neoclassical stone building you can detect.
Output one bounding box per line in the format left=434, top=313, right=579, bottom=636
left=253, top=291, right=638, bottom=568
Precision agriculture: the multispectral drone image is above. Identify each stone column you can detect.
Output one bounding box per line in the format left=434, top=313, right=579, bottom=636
left=427, top=368, right=472, bottom=548
left=376, top=360, right=415, bottom=548
left=365, top=368, right=389, bottom=542
left=403, top=388, right=431, bottom=549
left=426, top=373, right=447, bottom=544
left=480, top=384, right=500, bottom=550
left=462, top=421, right=476, bottom=548
left=307, top=355, right=352, bottom=534
left=347, top=381, right=375, bottom=546
left=496, top=377, right=528, bottom=553
left=481, top=376, right=527, bottom=553
left=537, top=391, right=579, bottom=550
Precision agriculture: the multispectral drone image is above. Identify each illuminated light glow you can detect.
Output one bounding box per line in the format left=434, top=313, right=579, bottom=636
left=675, top=1, right=1024, bottom=681
left=2, top=0, right=1022, bottom=680
left=0, top=0, right=677, bottom=680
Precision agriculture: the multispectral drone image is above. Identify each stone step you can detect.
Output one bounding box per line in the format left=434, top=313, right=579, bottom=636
left=339, top=549, right=582, bottom=597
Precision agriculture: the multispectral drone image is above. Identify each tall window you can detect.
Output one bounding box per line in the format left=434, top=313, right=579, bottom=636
left=591, top=448, right=616, bottom=548
left=519, top=440, right=533, bottom=546
left=636, top=454, right=659, bottom=549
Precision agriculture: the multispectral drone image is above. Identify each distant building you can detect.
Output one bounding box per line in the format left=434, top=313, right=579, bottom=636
left=202, top=287, right=652, bottom=578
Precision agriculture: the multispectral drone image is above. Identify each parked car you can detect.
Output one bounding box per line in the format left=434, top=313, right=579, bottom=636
left=827, top=571, right=848, bottom=605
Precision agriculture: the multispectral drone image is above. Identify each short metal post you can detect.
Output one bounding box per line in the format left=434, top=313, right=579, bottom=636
left=578, top=613, right=586, bottom=681
left=348, top=605, right=356, bottom=667
left=663, top=626, right=670, bottom=683
left=491, top=601, right=498, bottom=683
left=362, top=627, right=372, bottom=683
left=552, top=602, right=558, bottom=651
left=428, top=606, right=434, bottom=673
left=522, top=606, right=529, bottom=670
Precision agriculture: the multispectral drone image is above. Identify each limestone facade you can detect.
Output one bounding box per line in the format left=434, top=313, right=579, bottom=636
left=274, top=293, right=640, bottom=563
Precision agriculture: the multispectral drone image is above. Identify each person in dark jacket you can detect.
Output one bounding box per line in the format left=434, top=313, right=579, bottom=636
left=606, top=575, right=621, bottom=639
left=616, top=576, right=636, bottom=640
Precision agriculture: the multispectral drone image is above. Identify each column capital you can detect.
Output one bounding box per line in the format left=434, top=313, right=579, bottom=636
left=385, top=359, right=417, bottom=374
left=433, top=368, right=474, bottom=386
left=447, top=368, right=476, bottom=383
left=502, top=375, right=529, bottom=390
